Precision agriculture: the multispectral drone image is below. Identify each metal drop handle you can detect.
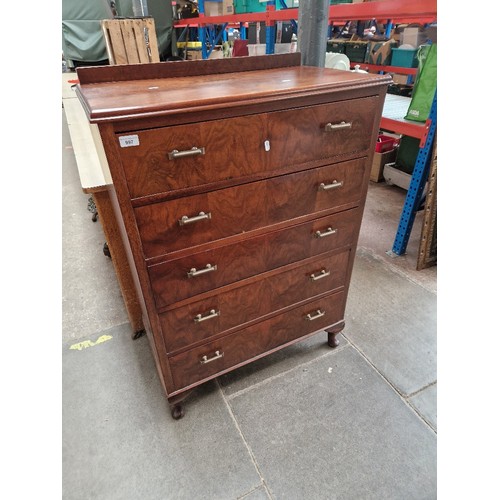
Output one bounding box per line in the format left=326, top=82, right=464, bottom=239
left=194, top=309, right=220, bottom=323
left=178, top=211, right=211, bottom=226
left=187, top=263, right=217, bottom=278
left=314, top=227, right=337, bottom=239
left=310, top=269, right=331, bottom=281
left=200, top=350, right=224, bottom=364
left=324, top=121, right=352, bottom=132
left=168, top=146, right=205, bottom=160
left=319, top=180, right=343, bottom=191
left=305, top=309, right=326, bottom=321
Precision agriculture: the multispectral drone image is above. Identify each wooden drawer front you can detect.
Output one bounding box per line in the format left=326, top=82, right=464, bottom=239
left=148, top=208, right=360, bottom=308
left=117, top=114, right=268, bottom=199
left=135, top=158, right=366, bottom=259
left=117, top=98, right=376, bottom=199
left=168, top=292, right=344, bottom=391
left=267, top=96, right=378, bottom=169
left=160, top=250, right=350, bottom=353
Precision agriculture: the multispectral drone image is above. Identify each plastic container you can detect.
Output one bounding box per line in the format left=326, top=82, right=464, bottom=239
left=375, top=134, right=399, bottom=153
left=351, top=64, right=367, bottom=73
left=344, top=41, right=368, bottom=63
left=326, top=40, right=346, bottom=54
left=234, top=0, right=296, bottom=13
left=391, top=48, right=418, bottom=68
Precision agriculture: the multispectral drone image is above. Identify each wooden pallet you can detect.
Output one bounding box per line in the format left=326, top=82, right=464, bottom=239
left=101, top=18, right=159, bottom=65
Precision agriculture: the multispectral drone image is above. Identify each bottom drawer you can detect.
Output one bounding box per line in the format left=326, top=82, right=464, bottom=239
left=160, top=249, right=350, bottom=353
left=168, top=291, right=344, bottom=391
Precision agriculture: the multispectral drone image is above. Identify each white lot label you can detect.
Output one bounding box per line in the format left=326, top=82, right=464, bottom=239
left=119, top=135, right=140, bottom=148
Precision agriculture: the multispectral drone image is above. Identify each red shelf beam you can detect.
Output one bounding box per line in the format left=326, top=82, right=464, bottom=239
left=379, top=117, right=431, bottom=146
left=327, top=0, right=437, bottom=23
left=175, top=12, right=266, bottom=26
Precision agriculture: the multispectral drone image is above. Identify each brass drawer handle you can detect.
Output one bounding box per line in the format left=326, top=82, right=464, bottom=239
left=324, top=121, right=352, bottom=132
left=305, top=309, right=326, bottom=321
left=200, top=350, right=224, bottom=364
left=178, top=211, right=212, bottom=226
left=187, top=263, right=217, bottom=278
left=310, top=269, right=331, bottom=281
left=319, top=180, right=343, bottom=191
left=168, top=146, right=205, bottom=160
left=314, top=227, right=337, bottom=238
left=194, top=309, right=220, bottom=323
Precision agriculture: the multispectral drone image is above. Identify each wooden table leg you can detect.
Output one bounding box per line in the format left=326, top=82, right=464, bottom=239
left=92, top=190, right=145, bottom=337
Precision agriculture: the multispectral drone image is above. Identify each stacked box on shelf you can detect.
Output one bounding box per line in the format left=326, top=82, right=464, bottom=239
left=391, top=48, right=418, bottom=68
left=233, top=0, right=351, bottom=13
left=366, top=39, right=397, bottom=65
left=204, top=0, right=234, bottom=16
left=326, top=39, right=346, bottom=54
left=234, top=0, right=297, bottom=13
left=248, top=21, right=294, bottom=43
left=344, top=40, right=368, bottom=63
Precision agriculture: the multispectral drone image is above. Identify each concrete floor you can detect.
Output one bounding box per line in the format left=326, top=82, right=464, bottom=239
left=62, top=107, right=437, bottom=499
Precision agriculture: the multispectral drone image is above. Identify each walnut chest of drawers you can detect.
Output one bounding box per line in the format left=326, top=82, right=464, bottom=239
left=76, top=54, right=390, bottom=419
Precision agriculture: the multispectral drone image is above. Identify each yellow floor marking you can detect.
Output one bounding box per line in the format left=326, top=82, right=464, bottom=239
left=69, top=334, right=113, bottom=351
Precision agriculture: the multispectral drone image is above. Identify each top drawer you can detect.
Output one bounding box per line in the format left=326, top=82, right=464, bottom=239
left=117, top=96, right=378, bottom=199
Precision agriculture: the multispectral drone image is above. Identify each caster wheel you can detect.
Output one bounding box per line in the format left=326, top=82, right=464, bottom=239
left=103, top=242, right=111, bottom=258
left=171, top=404, right=185, bottom=420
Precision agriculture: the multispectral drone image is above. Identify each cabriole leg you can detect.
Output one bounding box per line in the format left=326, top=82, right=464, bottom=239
left=168, top=391, right=192, bottom=420
left=326, top=320, right=345, bottom=348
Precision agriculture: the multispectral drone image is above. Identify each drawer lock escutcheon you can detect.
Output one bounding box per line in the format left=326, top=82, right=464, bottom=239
left=168, top=146, right=206, bottom=160
left=319, top=180, right=343, bottom=191
left=178, top=211, right=212, bottom=226
left=305, top=309, right=326, bottom=321
left=187, top=263, right=217, bottom=278
left=194, top=309, right=220, bottom=323
left=310, top=269, right=331, bottom=281
left=200, top=350, right=224, bottom=364
left=314, top=227, right=337, bottom=239
left=324, top=121, right=352, bottom=132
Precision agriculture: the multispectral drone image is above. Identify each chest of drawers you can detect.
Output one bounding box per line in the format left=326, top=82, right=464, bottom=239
left=76, top=54, right=390, bottom=419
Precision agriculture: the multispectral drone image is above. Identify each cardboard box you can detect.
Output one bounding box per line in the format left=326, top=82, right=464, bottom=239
left=366, top=39, right=397, bottom=65
left=187, top=50, right=203, bottom=60
left=402, top=27, right=427, bottom=48
left=371, top=148, right=397, bottom=182
left=391, top=73, right=409, bottom=85
left=205, top=0, right=234, bottom=17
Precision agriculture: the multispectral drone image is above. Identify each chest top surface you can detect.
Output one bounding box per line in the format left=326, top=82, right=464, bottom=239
left=75, top=54, right=391, bottom=123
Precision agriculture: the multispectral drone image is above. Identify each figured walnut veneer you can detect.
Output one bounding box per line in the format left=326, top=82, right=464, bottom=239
left=76, top=54, right=390, bottom=417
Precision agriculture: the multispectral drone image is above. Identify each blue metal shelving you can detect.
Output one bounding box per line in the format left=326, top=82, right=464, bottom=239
left=390, top=91, right=437, bottom=256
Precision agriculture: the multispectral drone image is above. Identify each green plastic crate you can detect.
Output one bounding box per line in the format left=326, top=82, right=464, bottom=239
left=344, top=41, right=368, bottom=63
left=234, top=0, right=268, bottom=14
left=234, top=0, right=349, bottom=13
left=391, top=48, right=418, bottom=68
left=234, top=0, right=297, bottom=13
left=326, top=39, right=346, bottom=54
